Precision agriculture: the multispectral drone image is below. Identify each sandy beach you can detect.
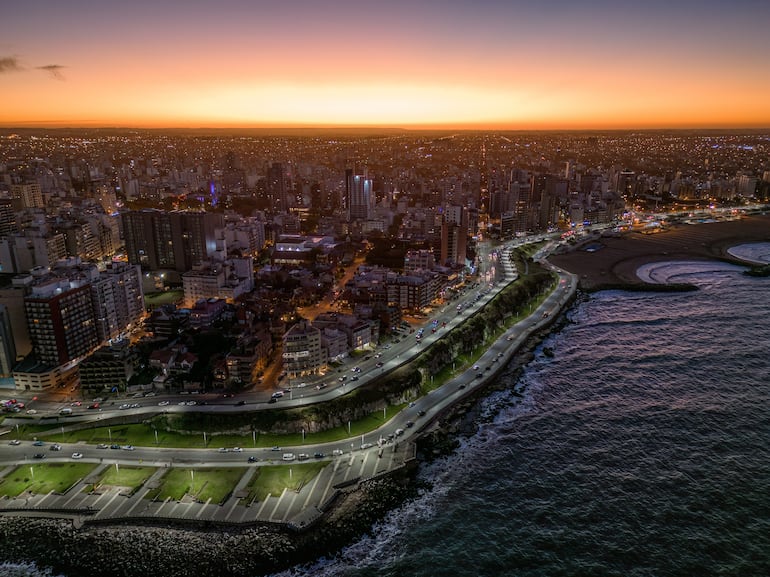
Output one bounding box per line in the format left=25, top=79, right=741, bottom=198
left=547, top=214, right=770, bottom=291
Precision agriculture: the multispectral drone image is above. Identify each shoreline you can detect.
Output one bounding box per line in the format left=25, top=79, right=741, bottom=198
left=547, top=214, right=770, bottom=291
left=3, top=216, right=769, bottom=575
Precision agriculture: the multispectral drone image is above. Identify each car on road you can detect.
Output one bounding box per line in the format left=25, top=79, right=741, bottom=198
left=459, top=384, right=467, bottom=389
left=375, top=362, right=384, bottom=368
left=417, top=410, right=426, bottom=417
left=270, top=446, right=281, bottom=451
left=232, top=447, right=243, bottom=452
left=70, top=401, right=82, bottom=407
left=248, top=456, right=257, bottom=463
left=71, top=452, right=83, bottom=459
left=236, top=400, right=246, bottom=406
left=298, top=453, right=309, bottom=461
left=26, top=409, right=37, bottom=415
left=218, top=447, right=228, bottom=453
left=121, top=445, right=135, bottom=451
left=406, top=421, right=414, bottom=428
left=119, top=404, right=130, bottom=410
left=96, top=444, right=108, bottom=449
left=350, top=376, right=359, bottom=381
left=50, top=444, right=61, bottom=451
left=33, top=453, right=46, bottom=459
left=110, top=444, right=121, bottom=449
left=282, top=453, right=296, bottom=461
left=9, top=439, right=21, bottom=446
left=314, top=452, right=325, bottom=459
left=315, top=383, right=328, bottom=390
left=271, top=391, right=284, bottom=399
left=395, top=429, right=404, bottom=437
left=33, top=440, right=44, bottom=446
left=360, top=443, right=373, bottom=450
left=88, top=403, right=100, bottom=410
left=332, top=449, right=344, bottom=456
left=158, top=401, right=170, bottom=406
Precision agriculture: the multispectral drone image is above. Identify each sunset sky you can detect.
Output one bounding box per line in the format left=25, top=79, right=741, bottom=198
left=2, top=0, right=769, bottom=129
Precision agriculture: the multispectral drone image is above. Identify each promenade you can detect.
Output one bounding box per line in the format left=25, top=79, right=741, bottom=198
left=0, top=245, right=578, bottom=530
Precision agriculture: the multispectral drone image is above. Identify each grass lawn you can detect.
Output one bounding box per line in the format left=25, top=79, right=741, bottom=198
left=34, top=404, right=407, bottom=450
left=97, top=465, right=155, bottom=491
left=240, top=461, right=327, bottom=505
left=255, top=403, right=406, bottom=447
left=144, top=467, right=244, bottom=504
left=0, top=462, right=96, bottom=497
left=43, top=423, right=204, bottom=448
left=144, top=289, right=183, bottom=307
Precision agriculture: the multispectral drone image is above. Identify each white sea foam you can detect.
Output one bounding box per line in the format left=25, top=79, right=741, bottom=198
left=636, top=260, right=744, bottom=284
left=0, top=562, right=63, bottom=577
left=726, top=241, right=770, bottom=264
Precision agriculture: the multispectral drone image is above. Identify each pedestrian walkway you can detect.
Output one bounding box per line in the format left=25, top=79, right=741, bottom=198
left=0, top=440, right=417, bottom=530
left=0, top=254, right=577, bottom=530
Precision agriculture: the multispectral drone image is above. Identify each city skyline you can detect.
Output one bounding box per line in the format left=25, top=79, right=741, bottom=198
left=1, top=0, right=770, bottom=130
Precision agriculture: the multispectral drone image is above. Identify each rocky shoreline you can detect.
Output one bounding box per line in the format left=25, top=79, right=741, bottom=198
left=0, top=292, right=572, bottom=577
left=0, top=465, right=419, bottom=577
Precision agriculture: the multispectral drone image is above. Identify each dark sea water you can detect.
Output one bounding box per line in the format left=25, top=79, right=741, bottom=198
left=8, top=255, right=770, bottom=577
left=275, top=258, right=770, bottom=577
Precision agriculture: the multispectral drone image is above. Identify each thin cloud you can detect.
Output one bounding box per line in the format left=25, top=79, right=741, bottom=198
left=0, top=56, right=23, bottom=73
left=37, top=64, right=66, bottom=80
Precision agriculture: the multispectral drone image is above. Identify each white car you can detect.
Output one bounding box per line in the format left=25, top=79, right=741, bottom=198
left=71, top=452, right=83, bottom=459
left=231, top=447, right=243, bottom=452
left=158, top=400, right=170, bottom=406
left=8, top=439, right=21, bottom=446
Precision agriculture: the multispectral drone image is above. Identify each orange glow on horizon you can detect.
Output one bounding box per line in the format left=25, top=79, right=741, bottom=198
left=3, top=2, right=770, bottom=131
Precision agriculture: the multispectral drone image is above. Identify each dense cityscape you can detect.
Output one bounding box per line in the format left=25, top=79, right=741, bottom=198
left=1, top=128, right=768, bottom=399
left=1, top=127, right=769, bottom=577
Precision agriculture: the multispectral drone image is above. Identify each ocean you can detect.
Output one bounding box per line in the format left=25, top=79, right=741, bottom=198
left=275, top=250, right=770, bottom=577
left=7, top=248, right=770, bottom=577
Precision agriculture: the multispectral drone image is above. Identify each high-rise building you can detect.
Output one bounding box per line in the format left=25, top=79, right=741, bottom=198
left=122, top=209, right=223, bottom=272
left=25, top=281, right=98, bottom=366
left=440, top=206, right=468, bottom=267
left=0, top=304, right=17, bottom=378
left=347, top=171, right=374, bottom=221
left=10, top=183, right=44, bottom=211
left=0, top=199, right=18, bottom=237
left=90, top=261, right=145, bottom=342
left=267, top=162, right=286, bottom=213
